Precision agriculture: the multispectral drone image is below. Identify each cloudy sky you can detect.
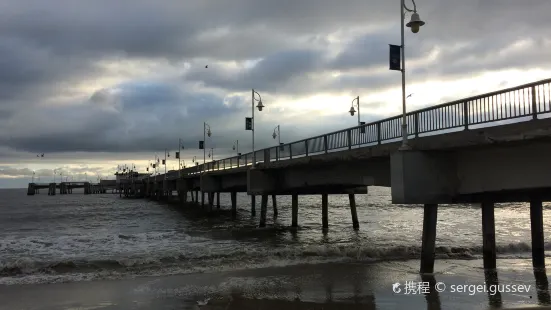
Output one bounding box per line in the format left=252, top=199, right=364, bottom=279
left=0, top=0, right=550, bottom=188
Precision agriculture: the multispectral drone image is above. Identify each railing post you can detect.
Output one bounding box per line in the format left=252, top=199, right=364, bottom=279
left=290, top=145, right=293, bottom=159
left=414, top=113, right=419, bottom=138
left=323, top=135, right=328, bottom=154
left=377, top=122, right=381, bottom=145
left=347, top=129, right=352, bottom=150
left=532, top=86, right=538, bottom=120
left=463, top=101, right=469, bottom=130
left=305, top=140, right=309, bottom=156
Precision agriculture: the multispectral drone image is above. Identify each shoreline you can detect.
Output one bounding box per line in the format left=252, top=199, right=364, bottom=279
left=1, top=258, right=550, bottom=310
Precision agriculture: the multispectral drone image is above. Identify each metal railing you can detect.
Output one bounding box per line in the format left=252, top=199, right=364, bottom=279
left=177, top=78, right=550, bottom=177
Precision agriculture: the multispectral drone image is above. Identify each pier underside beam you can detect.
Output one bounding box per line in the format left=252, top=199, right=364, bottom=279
left=247, top=166, right=377, bottom=196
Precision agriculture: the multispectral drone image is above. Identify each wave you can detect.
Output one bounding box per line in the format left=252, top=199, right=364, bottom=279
left=0, top=240, right=546, bottom=280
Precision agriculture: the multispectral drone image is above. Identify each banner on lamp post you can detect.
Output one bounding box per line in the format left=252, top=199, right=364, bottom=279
left=389, top=44, right=401, bottom=71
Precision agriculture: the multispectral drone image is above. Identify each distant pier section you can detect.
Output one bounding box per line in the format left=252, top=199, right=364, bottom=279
left=27, top=180, right=117, bottom=195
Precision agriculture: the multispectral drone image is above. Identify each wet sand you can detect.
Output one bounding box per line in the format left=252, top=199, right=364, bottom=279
left=1, top=258, right=550, bottom=310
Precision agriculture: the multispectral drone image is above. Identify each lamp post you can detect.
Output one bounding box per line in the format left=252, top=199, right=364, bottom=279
left=208, top=148, right=214, bottom=161
left=272, top=125, right=281, bottom=160
left=348, top=96, right=360, bottom=125
left=399, top=0, right=425, bottom=150
left=232, top=140, right=239, bottom=155
left=272, top=125, right=281, bottom=146
left=178, top=138, right=184, bottom=177
left=203, top=122, right=212, bottom=173
left=251, top=89, right=264, bottom=168
left=164, top=150, right=168, bottom=177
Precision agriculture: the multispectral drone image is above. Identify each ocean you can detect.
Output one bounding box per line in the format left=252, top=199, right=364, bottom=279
left=1, top=187, right=550, bottom=309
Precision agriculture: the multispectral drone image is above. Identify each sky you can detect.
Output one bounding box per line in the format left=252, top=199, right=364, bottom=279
left=1, top=0, right=550, bottom=188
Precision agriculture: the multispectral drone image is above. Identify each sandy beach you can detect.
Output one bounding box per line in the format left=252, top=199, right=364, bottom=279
left=1, top=258, right=549, bottom=310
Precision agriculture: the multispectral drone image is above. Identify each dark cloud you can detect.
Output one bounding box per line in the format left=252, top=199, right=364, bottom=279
left=1, top=0, right=551, bottom=187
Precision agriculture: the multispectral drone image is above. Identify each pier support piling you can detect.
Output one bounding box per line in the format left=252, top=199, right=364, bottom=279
left=420, top=203, right=438, bottom=274
left=481, top=201, right=497, bottom=269
left=322, top=194, right=328, bottom=229
left=231, top=192, right=237, bottom=218
left=271, top=195, right=278, bottom=217
left=348, top=194, right=359, bottom=230
left=251, top=195, right=256, bottom=216
left=217, top=192, right=220, bottom=209
left=201, top=192, right=205, bottom=208
left=291, top=194, right=298, bottom=227
left=260, top=195, right=268, bottom=227
left=207, top=192, right=214, bottom=213
left=530, top=198, right=545, bottom=268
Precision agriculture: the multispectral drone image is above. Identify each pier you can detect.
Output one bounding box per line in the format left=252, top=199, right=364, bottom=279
left=27, top=180, right=117, bottom=195
left=28, top=78, right=551, bottom=274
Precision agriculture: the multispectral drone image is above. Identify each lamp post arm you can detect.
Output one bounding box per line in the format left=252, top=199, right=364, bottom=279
left=403, top=0, right=416, bottom=12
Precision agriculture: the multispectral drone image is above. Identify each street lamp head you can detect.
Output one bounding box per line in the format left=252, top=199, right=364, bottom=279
left=406, top=12, right=425, bottom=33
left=349, top=106, right=356, bottom=116
left=256, top=100, right=264, bottom=112
left=232, top=145, right=235, bottom=150
left=272, top=132, right=277, bottom=139
left=207, top=129, right=212, bottom=137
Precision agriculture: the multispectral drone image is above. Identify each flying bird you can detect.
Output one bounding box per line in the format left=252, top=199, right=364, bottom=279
left=407, top=93, right=413, bottom=98
left=205, top=65, right=208, bottom=68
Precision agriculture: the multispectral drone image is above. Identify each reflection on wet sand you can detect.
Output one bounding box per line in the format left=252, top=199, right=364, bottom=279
left=202, top=293, right=376, bottom=310
left=534, top=268, right=551, bottom=306
left=421, top=274, right=442, bottom=310
left=484, top=269, right=503, bottom=308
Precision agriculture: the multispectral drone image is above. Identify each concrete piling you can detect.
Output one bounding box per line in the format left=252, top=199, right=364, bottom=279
left=291, top=194, right=298, bottom=227
left=260, top=195, right=268, bottom=227
left=420, top=203, right=438, bottom=274
left=530, top=199, right=545, bottom=268
left=231, top=191, right=237, bottom=218
left=207, top=192, right=214, bottom=213
left=48, top=183, right=56, bottom=196
left=348, top=194, right=359, bottom=229
left=321, top=194, right=328, bottom=229
left=216, top=192, right=220, bottom=209
left=251, top=195, right=256, bottom=216
left=481, top=201, right=497, bottom=269
left=272, top=194, right=278, bottom=217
